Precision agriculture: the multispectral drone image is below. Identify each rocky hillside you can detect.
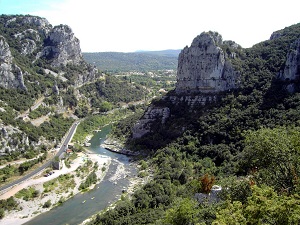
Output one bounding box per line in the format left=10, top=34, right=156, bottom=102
left=91, top=22, right=300, bottom=225
left=0, top=15, right=98, bottom=90
left=0, top=15, right=146, bottom=161
left=131, top=22, right=300, bottom=144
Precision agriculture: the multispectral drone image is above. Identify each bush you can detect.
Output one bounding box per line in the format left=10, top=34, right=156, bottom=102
left=43, top=200, right=52, bottom=208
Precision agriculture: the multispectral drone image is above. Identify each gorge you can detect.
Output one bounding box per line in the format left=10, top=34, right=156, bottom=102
left=1, top=13, right=300, bottom=225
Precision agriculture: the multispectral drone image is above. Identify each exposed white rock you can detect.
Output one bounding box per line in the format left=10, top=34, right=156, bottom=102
left=14, top=29, right=40, bottom=55
left=176, top=31, right=240, bottom=94
left=20, top=16, right=50, bottom=27
left=278, top=38, right=300, bottom=81
left=0, top=123, right=30, bottom=156
left=74, top=64, right=99, bottom=87
left=0, top=36, right=26, bottom=89
left=132, top=31, right=242, bottom=138
left=0, top=36, right=13, bottom=64
left=132, top=106, right=170, bottom=138
left=6, top=16, right=51, bottom=36
left=164, top=94, right=217, bottom=107
left=42, top=25, right=83, bottom=67
left=1, top=16, right=99, bottom=89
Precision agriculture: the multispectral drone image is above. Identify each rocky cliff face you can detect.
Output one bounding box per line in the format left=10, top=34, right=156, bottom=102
left=277, top=38, right=300, bottom=93
left=0, top=36, right=26, bottom=89
left=132, top=32, right=242, bottom=139
left=42, top=25, right=83, bottom=67
left=132, top=106, right=170, bottom=138
left=0, top=15, right=97, bottom=89
left=279, top=38, right=300, bottom=81
left=176, top=31, right=240, bottom=94
left=0, top=123, right=30, bottom=156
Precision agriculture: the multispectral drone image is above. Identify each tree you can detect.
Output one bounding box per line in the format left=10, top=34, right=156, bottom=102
left=242, top=126, right=300, bottom=192
left=0, top=208, right=4, bottom=219
left=43, top=200, right=52, bottom=208
left=99, top=101, right=112, bottom=112
left=213, top=201, right=246, bottom=225
left=164, top=198, right=198, bottom=225
left=245, top=185, right=300, bottom=225
left=200, top=174, right=215, bottom=194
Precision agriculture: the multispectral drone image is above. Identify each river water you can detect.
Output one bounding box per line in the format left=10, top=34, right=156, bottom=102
left=24, top=125, right=137, bottom=225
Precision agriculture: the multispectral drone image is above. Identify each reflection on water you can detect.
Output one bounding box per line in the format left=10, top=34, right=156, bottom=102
left=25, top=125, right=137, bottom=225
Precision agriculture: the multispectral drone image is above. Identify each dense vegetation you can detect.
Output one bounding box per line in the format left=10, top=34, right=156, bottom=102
left=0, top=197, right=18, bottom=219
left=88, top=23, right=300, bottom=224
left=83, top=50, right=180, bottom=72
left=79, top=75, right=148, bottom=108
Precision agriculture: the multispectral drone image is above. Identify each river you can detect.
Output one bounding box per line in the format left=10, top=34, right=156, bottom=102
left=24, top=125, right=137, bottom=225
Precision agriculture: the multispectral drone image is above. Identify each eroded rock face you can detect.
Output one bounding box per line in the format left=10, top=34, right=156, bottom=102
left=132, top=106, right=170, bottom=138
left=270, top=31, right=282, bottom=40
left=279, top=38, right=300, bottom=81
left=74, top=64, right=99, bottom=86
left=43, top=25, right=83, bottom=67
left=14, top=29, right=40, bottom=55
left=0, top=15, right=98, bottom=89
left=176, top=31, right=240, bottom=94
left=0, top=36, right=26, bottom=89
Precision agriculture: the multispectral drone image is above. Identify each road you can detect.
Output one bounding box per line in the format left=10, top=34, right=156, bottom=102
left=0, top=121, right=79, bottom=194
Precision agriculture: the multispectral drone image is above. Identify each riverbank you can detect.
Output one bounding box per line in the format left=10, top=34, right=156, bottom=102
left=79, top=163, right=150, bottom=225
left=101, top=138, right=139, bottom=156
left=0, top=151, right=111, bottom=225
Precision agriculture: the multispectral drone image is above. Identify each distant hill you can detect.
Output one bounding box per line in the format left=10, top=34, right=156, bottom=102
left=82, top=50, right=180, bottom=72
left=135, top=49, right=181, bottom=57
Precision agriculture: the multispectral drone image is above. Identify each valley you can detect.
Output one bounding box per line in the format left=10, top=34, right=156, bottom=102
left=1, top=14, right=300, bottom=225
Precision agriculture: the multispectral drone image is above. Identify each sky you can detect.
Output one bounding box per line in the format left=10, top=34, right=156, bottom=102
left=0, top=0, right=299, bottom=52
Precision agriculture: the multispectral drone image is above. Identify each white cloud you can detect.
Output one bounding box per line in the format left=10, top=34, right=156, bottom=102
left=28, top=0, right=300, bottom=52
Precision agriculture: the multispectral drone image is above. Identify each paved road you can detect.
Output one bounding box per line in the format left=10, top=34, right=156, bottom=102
left=0, top=121, right=79, bottom=193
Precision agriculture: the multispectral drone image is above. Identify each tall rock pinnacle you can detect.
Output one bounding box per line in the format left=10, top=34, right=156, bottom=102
left=175, top=31, right=240, bottom=94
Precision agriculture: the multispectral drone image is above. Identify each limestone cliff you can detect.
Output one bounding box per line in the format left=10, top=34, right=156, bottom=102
left=132, top=106, right=170, bottom=138
left=279, top=38, right=300, bottom=81
left=132, top=31, right=242, bottom=139
left=0, top=15, right=98, bottom=89
left=0, top=36, right=26, bottom=89
left=277, top=38, right=300, bottom=93
left=42, top=24, right=83, bottom=67
left=176, top=31, right=240, bottom=94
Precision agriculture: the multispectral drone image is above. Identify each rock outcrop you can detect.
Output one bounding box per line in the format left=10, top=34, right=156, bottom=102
left=176, top=31, right=240, bottom=94
left=42, top=25, right=83, bottom=67
left=132, top=106, right=170, bottom=138
left=0, top=123, right=28, bottom=156
left=279, top=38, right=300, bottom=81
left=132, top=32, right=242, bottom=138
left=0, top=15, right=99, bottom=89
left=277, top=38, right=300, bottom=93
left=74, top=64, right=99, bottom=86
left=0, top=36, right=26, bottom=89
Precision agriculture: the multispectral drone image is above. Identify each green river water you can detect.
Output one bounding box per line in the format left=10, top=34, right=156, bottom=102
left=24, top=125, right=137, bottom=225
